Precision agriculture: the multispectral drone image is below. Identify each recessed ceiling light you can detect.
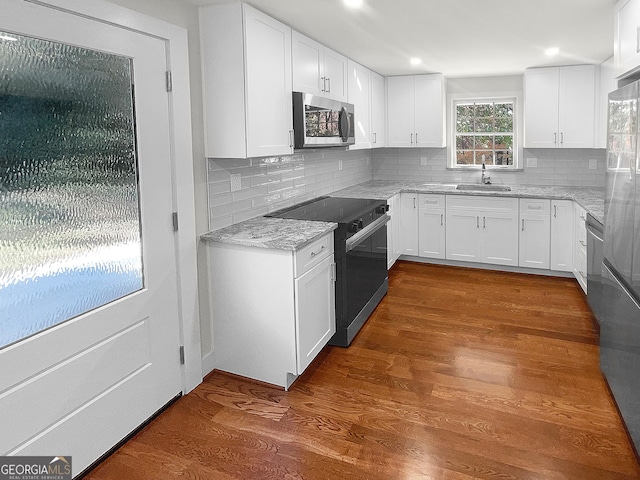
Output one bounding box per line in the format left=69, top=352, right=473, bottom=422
left=0, top=34, right=17, bottom=42
left=343, top=0, right=363, bottom=8
left=545, top=47, right=559, bottom=56
left=410, top=57, right=422, bottom=66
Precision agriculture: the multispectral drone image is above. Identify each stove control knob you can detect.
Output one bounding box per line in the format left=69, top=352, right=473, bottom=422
left=375, top=205, right=387, bottom=214
left=358, top=219, right=364, bottom=229
left=349, top=221, right=360, bottom=233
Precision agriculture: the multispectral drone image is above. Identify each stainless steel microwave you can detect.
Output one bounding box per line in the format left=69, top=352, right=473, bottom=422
left=292, top=92, right=355, bottom=149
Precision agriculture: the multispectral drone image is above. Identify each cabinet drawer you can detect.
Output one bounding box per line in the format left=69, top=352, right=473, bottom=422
left=418, top=193, right=445, bottom=209
left=520, top=198, right=550, bottom=214
left=294, top=233, right=334, bottom=277
left=447, top=195, right=518, bottom=212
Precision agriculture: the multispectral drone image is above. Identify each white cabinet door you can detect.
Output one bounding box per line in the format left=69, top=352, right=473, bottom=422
left=482, top=212, right=519, bottom=266
left=244, top=6, right=293, bottom=158
left=419, top=209, right=446, bottom=259
left=524, top=67, right=560, bottom=148
left=550, top=200, right=574, bottom=272
left=371, top=71, right=386, bottom=148
left=524, top=66, right=596, bottom=149
left=446, top=209, right=481, bottom=262
left=414, top=74, right=446, bottom=147
left=295, top=255, right=335, bottom=374
left=400, top=193, right=419, bottom=255
left=292, top=31, right=323, bottom=95
left=518, top=199, right=551, bottom=269
left=615, top=0, right=640, bottom=74
left=324, top=48, right=348, bottom=101
left=558, top=65, right=596, bottom=148
left=572, top=203, right=587, bottom=289
left=348, top=60, right=372, bottom=150
left=387, top=76, right=415, bottom=147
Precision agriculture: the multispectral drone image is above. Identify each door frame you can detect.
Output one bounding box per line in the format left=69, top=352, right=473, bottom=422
left=27, top=0, right=203, bottom=393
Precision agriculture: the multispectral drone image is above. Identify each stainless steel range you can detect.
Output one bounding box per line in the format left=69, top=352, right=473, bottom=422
left=266, top=196, right=388, bottom=347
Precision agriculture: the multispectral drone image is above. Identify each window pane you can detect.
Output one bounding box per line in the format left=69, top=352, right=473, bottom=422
left=477, top=152, right=494, bottom=165
left=475, top=117, right=494, bottom=133
left=456, top=150, right=474, bottom=165
left=495, top=151, right=513, bottom=166
left=495, top=135, right=513, bottom=150
left=456, top=135, right=474, bottom=149
left=0, top=32, right=142, bottom=349
left=475, top=136, right=494, bottom=149
left=495, top=116, right=513, bottom=132
left=474, top=103, right=494, bottom=118
left=495, top=103, right=513, bottom=118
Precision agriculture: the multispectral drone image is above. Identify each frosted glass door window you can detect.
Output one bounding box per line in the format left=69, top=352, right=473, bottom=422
left=0, top=32, right=143, bottom=349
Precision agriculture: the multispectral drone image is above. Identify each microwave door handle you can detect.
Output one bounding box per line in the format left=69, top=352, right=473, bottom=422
left=340, top=107, right=350, bottom=142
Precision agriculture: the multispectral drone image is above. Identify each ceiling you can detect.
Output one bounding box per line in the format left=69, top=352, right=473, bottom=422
left=178, top=0, right=616, bottom=78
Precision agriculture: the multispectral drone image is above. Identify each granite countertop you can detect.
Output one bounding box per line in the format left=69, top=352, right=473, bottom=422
left=330, top=180, right=605, bottom=224
left=201, top=217, right=337, bottom=251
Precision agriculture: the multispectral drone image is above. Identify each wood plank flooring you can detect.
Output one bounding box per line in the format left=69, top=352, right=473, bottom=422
left=84, top=262, right=640, bottom=479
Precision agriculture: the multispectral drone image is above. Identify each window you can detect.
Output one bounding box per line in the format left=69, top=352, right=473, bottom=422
left=453, top=99, right=517, bottom=168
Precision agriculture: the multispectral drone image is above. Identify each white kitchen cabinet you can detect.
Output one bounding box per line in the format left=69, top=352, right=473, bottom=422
left=400, top=193, right=419, bottom=255
left=207, top=233, right=336, bottom=389
left=371, top=71, right=386, bottom=148
left=347, top=60, right=372, bottom=150
left=519, top=199, right=551, bottom=269
left=446, top=196, right=519, bottom=266
left=386, top=74, right=446, bottom=148
left=387, top=194, right=401, bottom=269
left=615, top=0, right=640, bottom=75
left=550, top=200, right=574, bottom=272
left=292, top=31, right=347, bottom=102
left=199, top=4, right=293, bottom=159
left=524, top=65, right=596, bottom=148
left=418, top=194, right=446, bottom=259
left=573, top=203, right=588, bottom=292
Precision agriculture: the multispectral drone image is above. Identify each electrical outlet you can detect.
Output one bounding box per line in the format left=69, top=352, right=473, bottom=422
left=526, top=158, right=537, bottom=168
left=338, top=159, right=343, bottom=171
left=230, top=173, right=241, bottom=192
left=420, top=156, right=427, bottom=166
left=589, top=159, right=598, bottom=170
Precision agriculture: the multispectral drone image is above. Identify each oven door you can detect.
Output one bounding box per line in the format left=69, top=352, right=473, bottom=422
left=341, top=215, right=389, bottom=345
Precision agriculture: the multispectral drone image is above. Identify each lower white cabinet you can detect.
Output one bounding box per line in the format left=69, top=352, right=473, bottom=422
left=387, top=194, right=401, bottom=268
left=519, top=198, right=551, bottom=269
left=400, top=192, right=419, bottom=255
left=550, top=200, right=574, bottom=272
left=418, top=194, right=446, bottom=259
left=446, top=195, right=519, bottom=266
left=573, top=203, right=588, bottom=292
left=207, top=233, right=336, bottom=389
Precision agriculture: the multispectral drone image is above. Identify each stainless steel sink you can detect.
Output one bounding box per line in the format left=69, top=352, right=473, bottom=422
left=456, top=184, right=511, bottom=192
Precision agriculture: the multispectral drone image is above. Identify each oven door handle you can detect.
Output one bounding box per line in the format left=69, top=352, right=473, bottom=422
left=345, top=214, right=390, bottom=252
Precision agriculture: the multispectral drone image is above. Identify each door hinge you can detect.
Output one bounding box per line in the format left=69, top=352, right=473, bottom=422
left=179, top=345, right=185, bottom=365
left=172, top=211, right=179, bottom=232
left=166, top=71, right=173, bottom=92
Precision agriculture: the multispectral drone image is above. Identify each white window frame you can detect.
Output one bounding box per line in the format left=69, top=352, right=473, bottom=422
left=448, top=95, right=522, bottom=170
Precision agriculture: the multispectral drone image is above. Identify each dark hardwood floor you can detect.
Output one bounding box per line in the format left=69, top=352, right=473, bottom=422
left=85, top=262, right=640, bottom=479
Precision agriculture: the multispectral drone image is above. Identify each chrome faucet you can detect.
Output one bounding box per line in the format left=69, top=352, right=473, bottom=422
left=481, top=162, right=491, bottom=185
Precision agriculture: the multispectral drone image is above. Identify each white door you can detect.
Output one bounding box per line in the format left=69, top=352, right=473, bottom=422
left=482, top=212, right=519, bottom=266
left=418, top=209, right=446, bottom=259
left=292, top=30, right=323, bottom=96
left=414, top=74, right=445, bottom=147
left=347, top=60, right=372, bottom=149
left=558, top=65, right=596, bottom=148
left=524, top=67, right=560, bottom=148
left=446, top=210, right=482, bottom=262
left=387, top=76, right=415, bottom=147
left=399, top=193, right=419, bottom=255
left=0, top=2, right=182, bottom=476
left=324, top=48, right=348, bottom=102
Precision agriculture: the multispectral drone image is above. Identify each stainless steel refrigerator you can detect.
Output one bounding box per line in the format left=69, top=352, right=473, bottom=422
left=600, top=80, right=640, bottom=454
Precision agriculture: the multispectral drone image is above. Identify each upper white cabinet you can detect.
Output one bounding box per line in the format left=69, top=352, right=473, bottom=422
left=292, top=31, right=348, bottom=102
left=200, top=4, right=293, bottom=158
left=615, top=0, right=640, bottom=76
left=386, top=74, right=446, bottom=148
left=524, top=66, right=596, bottom=148
left=347, top=59, right=372, bottom=150
left=371, top=72, right=386, bottom=148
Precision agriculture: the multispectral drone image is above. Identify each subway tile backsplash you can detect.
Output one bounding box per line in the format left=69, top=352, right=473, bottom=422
left=207, top=147, right=606, bottom=230
left=207, top=149, right=373, bottom=230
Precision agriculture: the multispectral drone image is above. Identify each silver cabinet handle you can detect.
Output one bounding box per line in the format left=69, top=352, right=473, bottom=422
left=579, top=240, right=587, bottom=247
left=522, top=219, right=525, bottom=231
left=560, top=132, right=564, bottom=145
left=373, top=132, right=377, bottom=144
left=483, top=216, right=486, bottom=229
left=289, top=130, right=294, bottom=149
left=326, top=77, right=331, bottom=93
left=415, top=133, right=419, bottom=145
left=320, top=76, right=326, bottom=92
left=476, top=216, right=479, bottom=228
left=413, top=197, right=416, bottom=209
left=554, top=132, right=557, bottom=144
left=554, top=205, right=557, bottom=218
left=440, top=214, right=443, bottom=226
left=411, top=133, right=414, bottom=145
left=310, top=244, right=326, bottom=257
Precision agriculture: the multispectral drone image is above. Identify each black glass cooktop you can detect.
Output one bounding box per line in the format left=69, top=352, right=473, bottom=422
left=266, top=196, right=385, bottom=224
